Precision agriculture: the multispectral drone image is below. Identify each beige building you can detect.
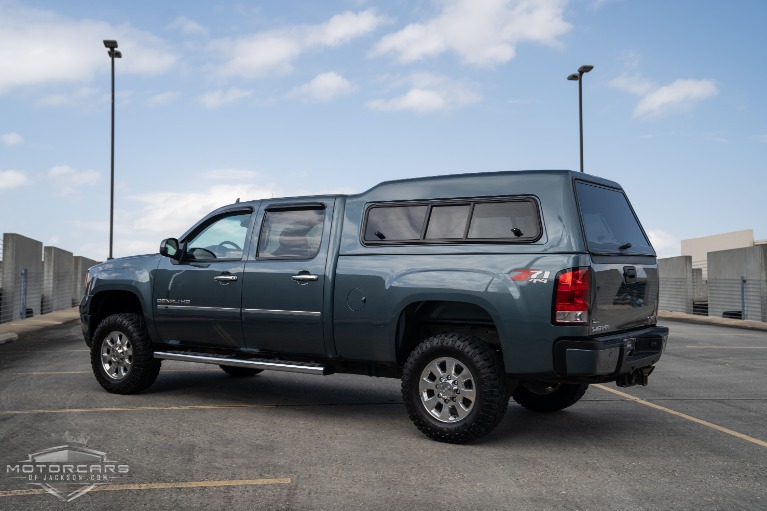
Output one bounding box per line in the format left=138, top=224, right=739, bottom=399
left=681, top=230, right=766, bottom=277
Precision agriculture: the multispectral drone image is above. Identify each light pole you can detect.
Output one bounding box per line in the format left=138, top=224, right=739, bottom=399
left=567, top=64, right=593, bottom=173
left=103, top=40, right=122, bottom=260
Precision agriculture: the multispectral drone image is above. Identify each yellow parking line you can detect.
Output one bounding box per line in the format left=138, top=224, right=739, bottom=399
left=594, top=384, right=767, bottom=449
left=7, top=369, right=218, bottom=375
left=0, top=478, right=292, bottom=497
left=0, top=403, right=274, bottom=415
left=685, top=346, right=767, bottom=349
left=0, top=350, right=90, bottom=353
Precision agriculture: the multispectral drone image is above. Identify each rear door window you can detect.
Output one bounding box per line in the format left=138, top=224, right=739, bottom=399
left=257, top=207, right=326, bottom=259
left=575, top=181, right=654, bottom=255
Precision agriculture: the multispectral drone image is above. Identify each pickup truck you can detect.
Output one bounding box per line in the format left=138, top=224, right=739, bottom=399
left=81, top=170, right=668, bottom=443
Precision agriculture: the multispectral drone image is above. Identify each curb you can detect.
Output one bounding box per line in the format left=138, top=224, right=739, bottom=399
left=659, top=311, right=767, bottom=332
left=0, top=333, right=19, bottom=345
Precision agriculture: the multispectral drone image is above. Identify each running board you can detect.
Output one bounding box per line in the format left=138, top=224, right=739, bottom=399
left=153, top=351, right=332, bottom=375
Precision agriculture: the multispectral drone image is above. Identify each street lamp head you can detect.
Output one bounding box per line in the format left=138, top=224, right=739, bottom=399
left=578, top=64, right=594, bottom=74
left=567, top=73, right=580, bottom=81
left=103, top=40, right=118, bottom=49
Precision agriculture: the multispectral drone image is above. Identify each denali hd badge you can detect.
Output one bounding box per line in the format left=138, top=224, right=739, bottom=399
left=156, top=299, right=191, bottom=305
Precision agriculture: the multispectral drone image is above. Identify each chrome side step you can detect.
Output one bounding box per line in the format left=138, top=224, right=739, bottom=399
left=153, top=351, right=331, bottom=375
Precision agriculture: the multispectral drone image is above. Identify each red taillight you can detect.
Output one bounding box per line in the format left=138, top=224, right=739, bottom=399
left=554, top=268, right=590, bottom=324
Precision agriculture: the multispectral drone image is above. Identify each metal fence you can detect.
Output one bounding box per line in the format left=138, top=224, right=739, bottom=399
left=659, top=276, right=766, bottom=322
left=0, top=269, right=83, bottom=324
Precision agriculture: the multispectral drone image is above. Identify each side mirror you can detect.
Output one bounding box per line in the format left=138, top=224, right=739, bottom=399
left=159, top=238, right=181, bottom=260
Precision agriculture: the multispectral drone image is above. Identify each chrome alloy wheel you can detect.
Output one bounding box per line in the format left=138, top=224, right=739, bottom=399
left=100, top=331, right=133, bottom=380
left=419, top=357, right=476, bottom=423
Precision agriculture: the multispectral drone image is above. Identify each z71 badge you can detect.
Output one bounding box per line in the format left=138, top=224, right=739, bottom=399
left=510, top=270, right=551, bottom=283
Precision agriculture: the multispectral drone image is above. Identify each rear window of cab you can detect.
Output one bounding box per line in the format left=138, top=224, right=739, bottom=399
left=362, top=198, right=541, bottom=244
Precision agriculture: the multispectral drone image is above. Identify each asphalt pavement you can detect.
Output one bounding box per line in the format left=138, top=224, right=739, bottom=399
left=0, top=317, right=765, bottom=510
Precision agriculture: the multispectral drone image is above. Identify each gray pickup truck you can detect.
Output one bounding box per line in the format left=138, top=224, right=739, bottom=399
left=81, top=170, right=668, bottom=443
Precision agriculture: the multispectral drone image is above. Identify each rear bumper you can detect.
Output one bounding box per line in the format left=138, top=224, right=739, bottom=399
left=554, top=326, right=669, bottom=377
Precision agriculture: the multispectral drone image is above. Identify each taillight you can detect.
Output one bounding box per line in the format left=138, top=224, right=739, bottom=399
left=554, top=268, right=590, bottom=324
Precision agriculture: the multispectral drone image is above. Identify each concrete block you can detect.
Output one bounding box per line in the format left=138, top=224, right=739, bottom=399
left=43, top=246, right=74, bottom=314
left=73, top=256, right=99, bottom=306
left=658, top=256, right=693, bottom=314
left=707, top=246, right=767, bottom=321
left=0, top=233, right=44, bottom=323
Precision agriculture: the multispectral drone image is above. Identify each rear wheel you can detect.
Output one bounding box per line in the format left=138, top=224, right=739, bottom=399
left=511, top=382, right=588, bottom=412
left=402, top=333, right=507, bottom=443
left=91, top=313, right=161, bottom=394
left=219, top=365, right=263, bottom=377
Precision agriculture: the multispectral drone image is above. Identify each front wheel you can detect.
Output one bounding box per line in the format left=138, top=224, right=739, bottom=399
left=511, top=382, right=588, bottom=412
left=401, top=334, right=507, bottom=444
left=90, top=313, right=161, bottom=394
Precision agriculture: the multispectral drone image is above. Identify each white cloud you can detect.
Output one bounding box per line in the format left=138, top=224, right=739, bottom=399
left=609, top=73, right=656, bottom=97
left=372, top=0, right=571, bottom=67
left=1, top=132, right=23, bottom=146
left=757, top=134, right=767, bottom=144
left=198, top=88, right=253, bottom=109
left=610, top=69, right=718, bottom=120
left=0, top=4, right=176, bottom=94
left=0, top=170, right=30, bottom=191
left=148, top=91, right=182, bottom=107
left=634, top=79, right=718, bottom=120
left=128, top=183, right=280, bottom=240
left=168, top=16, right=208, bottom=36
left=646, top=229, right=679, bottom=258
left=211, top=9, right=385, bottom=78
left=48, top=165, right=101, bottom=196
left=367, top=74, right=481, bottom=112
left=288, top=72, right=357, bottom=102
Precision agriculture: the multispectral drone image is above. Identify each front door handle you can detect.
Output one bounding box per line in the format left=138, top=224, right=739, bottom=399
left=214, top=275, right=238, bottom=283
left=291, top=274, right=319, bottom=283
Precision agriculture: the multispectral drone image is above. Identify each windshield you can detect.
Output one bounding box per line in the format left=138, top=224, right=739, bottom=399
left=575, top=181, right=654, bottom=255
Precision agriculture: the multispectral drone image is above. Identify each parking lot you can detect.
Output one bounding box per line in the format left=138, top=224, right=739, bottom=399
left=0, top=318, right=765, bottom=510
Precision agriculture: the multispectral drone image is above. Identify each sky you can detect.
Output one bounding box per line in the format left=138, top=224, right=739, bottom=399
left=0, top=0, right=765, bottom=262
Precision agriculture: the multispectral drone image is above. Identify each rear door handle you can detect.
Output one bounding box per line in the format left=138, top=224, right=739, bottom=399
left=214, top=275, right=238, bottom=282
left=623, top=266, right=637, bottom=282
left=291, top=274, right=319, bottom=283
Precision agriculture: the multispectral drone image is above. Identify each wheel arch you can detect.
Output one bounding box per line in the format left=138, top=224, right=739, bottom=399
left=87, top=288, right=147, bottom=344
left=394, top=297, right=505, bottom=366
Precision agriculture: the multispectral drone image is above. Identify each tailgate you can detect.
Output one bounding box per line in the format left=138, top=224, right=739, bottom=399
left=589, top=258, right=659, bottom=334
left=574, top=180, right=659, bottom=335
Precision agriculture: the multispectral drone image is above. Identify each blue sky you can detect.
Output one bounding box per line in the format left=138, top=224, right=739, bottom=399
left=1, top=0, right=765, bottom=261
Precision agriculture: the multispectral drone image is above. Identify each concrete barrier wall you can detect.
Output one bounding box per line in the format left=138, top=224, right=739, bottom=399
left=43, top=246, right=75, bottom=313
left=0, top=233, right=44, bottom=322
left=0, top=233, right=99, bottom=323
left=658, top=256, right=693, bottom=314
left=707, top=246, right=767, bottom=321
left=73, top=256, right=99, bottom=305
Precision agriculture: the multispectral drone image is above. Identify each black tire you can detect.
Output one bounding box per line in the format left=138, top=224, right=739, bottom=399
left=219, top=365, right=263, bottom=377
left=401, top=333, right=507, bottom=444
left=90, top=313, right=161, bottom=394
left=511, top=382, right=588, bottom=412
